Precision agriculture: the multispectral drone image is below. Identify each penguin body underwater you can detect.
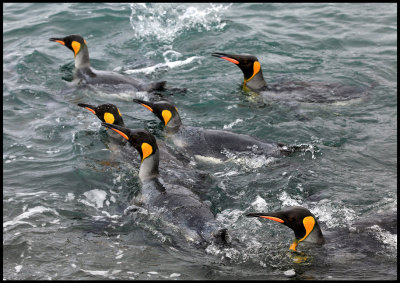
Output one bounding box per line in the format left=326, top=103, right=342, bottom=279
left=212, top=52, right=369, bottom=104
left=247, top=206, right=325, bottom=252
left=132, top=99, right=306, bottom=161
left=77, top=102, right=214, bottom=197
left=246, top=205, right=397, bottom=265
left=100, top=122, right=228, bottom=245
left=50, top=34, right=166, bottom=94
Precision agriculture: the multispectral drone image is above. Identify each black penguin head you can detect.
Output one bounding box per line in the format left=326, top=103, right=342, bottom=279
left=246, top=206, right=325, bottom=251
left=132, top=99, right=181, bottom=129
left=101, top=123, right=158, bottom=162
left=50, top=34, right=87, bottom=57
left=78, top=103, right=124, bottom=126
left=212, top=52, right=262, bottom=82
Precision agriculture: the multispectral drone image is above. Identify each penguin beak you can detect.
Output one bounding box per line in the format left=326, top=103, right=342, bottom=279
left=101, top=122, right=130, bottom=141
left=49, top=37, right=65, bottom=46
left=132, top=99, right=155, bottom=113
left=246, top=212, right=285, bottom=223
left=212, top=52, right=240, bottom=65
left=77, top=103, right=96, bottom=115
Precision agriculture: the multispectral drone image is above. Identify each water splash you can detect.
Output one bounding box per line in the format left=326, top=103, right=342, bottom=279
left=129, top=3, right=231, bottom=43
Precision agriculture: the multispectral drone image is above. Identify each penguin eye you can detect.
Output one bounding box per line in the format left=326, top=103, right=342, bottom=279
left=141, top=142, right=153, bottom=161
left=104, top=112, right=115, bottom=124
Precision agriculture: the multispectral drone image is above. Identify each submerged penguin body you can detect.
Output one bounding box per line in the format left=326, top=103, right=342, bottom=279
left=212, top=52, right=368, bottom=104
left=133, top=98, right=299, bottom=161
left=101, top=123, right=228, bottom=245
left=50, top=34, right=166, bottom=94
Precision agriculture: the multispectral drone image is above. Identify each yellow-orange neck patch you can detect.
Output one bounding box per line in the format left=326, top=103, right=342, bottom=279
left=244, top=61, right=261, bottom=83
left=141, top=142, right=153, bottom=161
left=299, top=216, right=315, bottom=242
left=162, top=110, right=172, bottom=126
left=289, top=239, right=299, bottom=251
left=71, top=41, right=81, bottom=57
left=104, top=112, right=115, bottom=124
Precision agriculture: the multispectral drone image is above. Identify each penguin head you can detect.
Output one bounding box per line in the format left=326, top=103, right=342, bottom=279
left=132, top=99, right=182, bottom=131
left=78, top=103, right=124, bottom=126
left=246, top=206, right=325, bottom=251
left=50, top=34, right=87, bottom=57
left=212, top=52, right=267, bottom=91
left=101, top=123, right=158, bottom=163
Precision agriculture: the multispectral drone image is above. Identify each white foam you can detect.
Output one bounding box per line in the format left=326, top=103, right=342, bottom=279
left=129, top=3, right=231, bottom=43
left=65, top=193, right=75, bottom=202
left=278, top=191, right=303, bottom=207
left=80, top=269, right=109, bottom=277
left=251, top=195, right=269, bottom=211
left=222, top=149, right=277, bottom=169
left=310, top=200, right=357, bottom=229
left=194, top=155, right=224, bottom=164
left=83, top=189, right=108, bottom=209
left=15, top=265, right=23, bottom=273
left=367, top=225, right=397, bottom=249
left=223, top=118, right=243, bottom=129
left=124, top=55, right=202, bottom=75
left=3, top=206, right=59, bottom=229
left=170, top=273, right=181, bottom=278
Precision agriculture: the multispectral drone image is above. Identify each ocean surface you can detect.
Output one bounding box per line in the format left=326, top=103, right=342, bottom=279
left=3, top=3, right=397, bottom=280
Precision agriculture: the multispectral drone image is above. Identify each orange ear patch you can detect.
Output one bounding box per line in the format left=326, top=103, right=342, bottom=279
left=141, top=143, right=153, bottom=161
left=259, top=216, right=284, bottom=223
left=299, top=216, right=315, bottom=242
left=71, top=41, right=81, bottom=57
left=245, top=61, right=261, bottom=83
left=104, top=112, right=115, bottom=124
left=161, top=110, right=172, bottom=126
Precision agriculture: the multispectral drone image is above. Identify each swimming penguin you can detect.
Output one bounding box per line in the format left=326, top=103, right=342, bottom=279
left=50, top=34, right=167, bottom=94
left=77, top=102, right=215, bottom=197
left=101, top=122, right=229, bottom=245
left=246, top=206, right=325, bottom=252
left=212, top=52, right=368, bottom=104
left=132, top=98, right=307, bottom=161
left=78, top=103, right=127, bottom=143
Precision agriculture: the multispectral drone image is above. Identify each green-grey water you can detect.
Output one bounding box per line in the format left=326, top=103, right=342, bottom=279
left=3, top=3, right=397, bottom=280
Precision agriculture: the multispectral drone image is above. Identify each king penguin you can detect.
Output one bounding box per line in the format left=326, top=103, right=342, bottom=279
left=212, top=52, right=369, bottom=104
left=78, top=102, right=215, bottom=197
left=50, top=34, right=167, bottom=94
left=132, top=98, right=307, bottom=161
left=247, top=206, right=325, bottom=252
left=100, top=122, right=229, bottom=246
left=78, top=103, right=127, bottom=144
